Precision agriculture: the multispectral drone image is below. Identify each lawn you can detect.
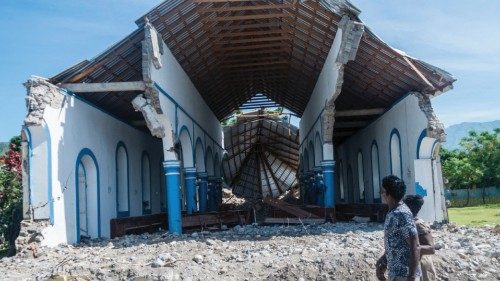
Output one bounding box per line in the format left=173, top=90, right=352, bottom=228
left=448, top=203, right=500, bottom=226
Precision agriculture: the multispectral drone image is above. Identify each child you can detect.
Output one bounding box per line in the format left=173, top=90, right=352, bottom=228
left=403, top=195, right=437, bottom=281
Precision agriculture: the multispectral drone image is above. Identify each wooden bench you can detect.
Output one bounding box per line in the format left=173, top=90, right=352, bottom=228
left=110, top=210, right=251, bottom=238
left=335, top=203, right=388, bottom=222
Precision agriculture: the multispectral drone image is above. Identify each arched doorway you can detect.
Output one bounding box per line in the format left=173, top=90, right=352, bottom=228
left=75, top=149, right=100, bottom=242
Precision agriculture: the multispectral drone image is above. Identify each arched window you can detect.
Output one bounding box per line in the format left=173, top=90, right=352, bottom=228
left=339, top=161, right=345, bottom=201
left=357, top=151, right=365, bottom=201
left=142, top=152, right=151, bottom=214
left=371, top=142, right=381, bottom=202
left=75, top=148, right=100, bottom=242
left=390, top=129, right=402, bottom=178
left=116, top=142, right=129, bottom=217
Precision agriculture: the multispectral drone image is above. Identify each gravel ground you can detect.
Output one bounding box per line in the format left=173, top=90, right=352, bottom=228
left=1, top=222, right=498, bottom=281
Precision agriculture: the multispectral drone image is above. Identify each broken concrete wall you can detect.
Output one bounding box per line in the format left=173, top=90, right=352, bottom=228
left=24, top=76, right=65, bottom=126
left=143, top=22, right=223, bottom=163
left=412, top=91, right=446, bottom=142
left=300, top=16, right=364, bottom=163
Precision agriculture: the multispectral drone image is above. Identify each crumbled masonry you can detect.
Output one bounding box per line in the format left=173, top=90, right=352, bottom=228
left=23, top=76, right=65, bottom=126
left=412, top=91, right=447, bottom=142
left=323, top=16, right=364, bottom=144
left=131, top=95, right=166, bottom=138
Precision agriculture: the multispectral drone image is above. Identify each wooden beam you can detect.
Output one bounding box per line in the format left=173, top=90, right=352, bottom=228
left=200, top=3, right=293, bottom=13
left=334, top=121, right=369, bottom=129
left=332, top=131, right=356, bottom=137
left=210, top=29, right=286, bottom=39
left=335, top=108, right=385, bottom=117
left=215, top=35, right=289, bottom=45
left=204, top=13, right=292, bottom=22
left=60, top=81, right=146, bottom=93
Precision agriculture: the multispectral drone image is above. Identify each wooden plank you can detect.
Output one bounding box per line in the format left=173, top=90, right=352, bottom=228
left=60, top=81, right=146, bottom=93
left=264, top=217, right=325, bottom=224
left=335, top=108, right=385, bottom=117
left=262, top=196, right=319, bottom=218
left=204, top=13, right=293, bottom=22
left=210, top=29, right=286, bottom=39
left=200, top=3, right=293, bottom=13
left=215, top=35, right=289, bottom=45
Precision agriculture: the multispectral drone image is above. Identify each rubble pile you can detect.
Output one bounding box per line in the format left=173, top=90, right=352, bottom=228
left=0, top=222, right=498, bottom=280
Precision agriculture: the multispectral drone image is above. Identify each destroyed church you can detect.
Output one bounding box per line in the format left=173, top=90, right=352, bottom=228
left=21, top=0, right=455, bottom=245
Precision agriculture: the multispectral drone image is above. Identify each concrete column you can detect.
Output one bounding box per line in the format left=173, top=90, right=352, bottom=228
left=164, top=160, right=182, bottom=234
left=184, top=167, right=197, bottom=214
left=322, top=160, right=335, bottom=208
left=197, top=172, right=208, bottom=212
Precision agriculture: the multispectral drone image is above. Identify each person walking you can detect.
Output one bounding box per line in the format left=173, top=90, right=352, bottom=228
left=376, top=175, right=421, bottom=281
left=403, top=195, right=437, bottom=281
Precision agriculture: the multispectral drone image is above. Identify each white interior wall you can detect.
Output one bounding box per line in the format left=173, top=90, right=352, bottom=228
left=34, top=91, right=163, bottom=245
left=335, top=94, right=428, bottom=203
left=299, top=28, right=343, bottom=145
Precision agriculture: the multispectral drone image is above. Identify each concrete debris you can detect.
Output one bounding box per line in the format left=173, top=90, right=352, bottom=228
left=337, top=16, right=364, bottom=65
left=2, top=222, right=498, bottom=280
left=412, top=91, right=446, bottom=142
left=132, top=94, right=166, bottom=138
left=24, top=76, right=65, bottom=126
left=144, top=22, right=162, bottom=70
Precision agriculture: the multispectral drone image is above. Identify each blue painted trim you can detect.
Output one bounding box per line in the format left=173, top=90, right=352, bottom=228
left=389, top=128, right=403, bottom=178
left=371, top=140, right=382, bottom=203
left=213, top=152, right=220, bottom=177
left=357, top=150, right=365, bottom=202
left=184, top=167, right=197, bottom=214
left=308, top=141, right=315, bottom=170
left=23, top=128, right=33, bottom=206
left=299, top=107, right=326, bottom=149
left=154, top=83, right=223, bottom=150
left=194, top=137, right=205, bottom=170
left=178, top=126, right=193, bottom=165
left=338, top=160, right=345, bottom=202
left=141, top=151, right=152, bottom=215
left=416, top=129, right=427, bottom=159
left=44, top=124, right=54, bottom=225
left=175, top=105, right=179, bottom=136
left=321, top=160, right=335, bottom=208
left=115, top=141, right=130, bottom=218
left=303, top=148, right=309, bottom=172
left=315, top=131, right=324, bottom=162
left=75, top=148, right=101, bottom=243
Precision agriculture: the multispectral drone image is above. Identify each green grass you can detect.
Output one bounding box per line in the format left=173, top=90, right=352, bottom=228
left=448, top=203, right=500, bottom=226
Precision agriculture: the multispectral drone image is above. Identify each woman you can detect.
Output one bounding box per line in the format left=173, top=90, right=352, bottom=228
left=403, top=195, right=437, bottom=281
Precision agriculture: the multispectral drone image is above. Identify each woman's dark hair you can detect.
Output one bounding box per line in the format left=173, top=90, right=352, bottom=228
left=403, top=195, right=424, bottom=217
left=381, top=175, right=406, bottom=202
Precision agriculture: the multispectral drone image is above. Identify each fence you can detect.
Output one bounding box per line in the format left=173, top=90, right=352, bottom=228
left=445, top=186, right=500, bottom=207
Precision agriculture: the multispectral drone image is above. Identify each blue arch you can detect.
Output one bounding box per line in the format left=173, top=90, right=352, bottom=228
left=416, top=129, right=427, bottom=159
left=389, top=128, right=403, bottom=178
left=141, top=151, right=152, bottom=215
left=303, top=148, right=309, bottom=172
left=357, top=149, right=365, bottom=202
left=314, top=131, right=323, bottom=163
left=23, top=128, right=33, bottom=206
left=308, top=140, right=315, bottom=169
left=178, top=125, right=194, bottom=166
left=194, top=137, right=205, bottom=169
left=75, top=148, right=101, bottom=243
left=115, top=141, right=130, bottom=218
left=370, top=140, right=381, bottom=203
left=213, top=152, right=220, bottom=177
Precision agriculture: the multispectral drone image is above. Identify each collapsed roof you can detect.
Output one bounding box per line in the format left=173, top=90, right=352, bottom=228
left=223, top=110, right=299, bottom=199
left=50, top=0, right=455, bottom=141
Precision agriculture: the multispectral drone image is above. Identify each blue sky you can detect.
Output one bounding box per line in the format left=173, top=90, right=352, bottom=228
left=0, top=0, right=498, bottom=141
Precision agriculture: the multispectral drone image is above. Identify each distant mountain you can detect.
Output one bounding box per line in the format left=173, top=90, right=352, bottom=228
left=444, top=120, right=500, bottom=150
left=0, top=142, right=8, bottom=156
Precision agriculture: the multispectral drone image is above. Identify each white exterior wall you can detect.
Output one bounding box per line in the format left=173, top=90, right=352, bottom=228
left=30, top=92, right=163, bottom=246
left=147, top=35, right=223, bottom=171
left=335, top=94, right=428, bottom=203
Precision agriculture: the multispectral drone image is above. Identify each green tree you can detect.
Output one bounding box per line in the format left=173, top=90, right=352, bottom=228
left=441, top=128, right=500, bottom=206
left=0, top=135, right=22, bottom=257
